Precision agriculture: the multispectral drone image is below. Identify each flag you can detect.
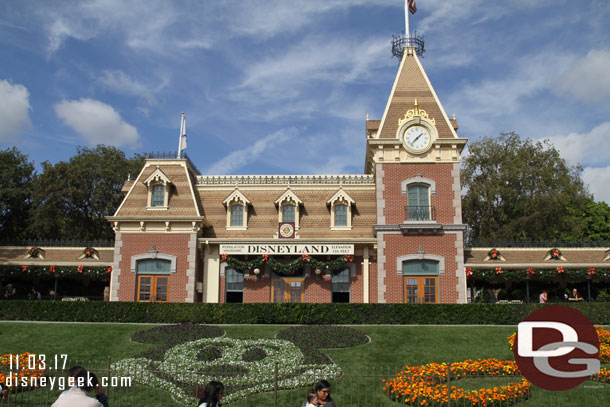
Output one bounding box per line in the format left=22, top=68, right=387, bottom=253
left=180, top=114, right=187, bottom=150
left=408, top=0, right=417, bottom=14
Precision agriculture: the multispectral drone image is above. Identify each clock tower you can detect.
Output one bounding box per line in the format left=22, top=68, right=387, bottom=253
left=365, top=45, right=468, bottom=304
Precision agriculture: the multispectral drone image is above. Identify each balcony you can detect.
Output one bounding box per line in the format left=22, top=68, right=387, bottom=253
left=404, top=205, right=436, bottom=222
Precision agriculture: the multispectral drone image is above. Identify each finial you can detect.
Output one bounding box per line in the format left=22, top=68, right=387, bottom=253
left=366, top=113, right=369, bottom=120
left=453, top=113, right=456, bottom=120
left=414, top=99, right=419, bottom=114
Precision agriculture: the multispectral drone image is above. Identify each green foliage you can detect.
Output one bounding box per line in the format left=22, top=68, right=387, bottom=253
left=597, top=289, right=610, bottom=302
left=2, top=301, right=610, bottom=324
left=0, top=147, right=35, bottom=240
left=225, top=254, right=353, bottom=276
left=461, top=132, right=590, bottom=242
left=27, top=145, right=145, bottom=240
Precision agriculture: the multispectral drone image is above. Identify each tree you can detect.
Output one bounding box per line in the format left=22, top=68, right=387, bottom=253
left=567, top=198, right=610, bottom=241
left=461, top=132, right=591, bottom=242
left=27, top=145, right=145, bottom=241
left=0, top=147, right=35, bottom=240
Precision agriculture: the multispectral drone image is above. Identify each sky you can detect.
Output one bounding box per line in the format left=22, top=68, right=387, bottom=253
left=1, top=0, right=610, bottom=203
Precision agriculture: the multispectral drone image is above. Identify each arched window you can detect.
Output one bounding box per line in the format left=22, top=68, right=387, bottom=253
left=402, top=260, right=439, bottom=304
left=136, top=259, right=171, bottom=303
left=282, top=204, right=295, bottom=223
left=230, top=204, right=244, bottom=227
left=334, top=204, right=348, bottom=227
left=151, top=184, right=166, bottom=207
left=407, top=184, right=430, bottom=221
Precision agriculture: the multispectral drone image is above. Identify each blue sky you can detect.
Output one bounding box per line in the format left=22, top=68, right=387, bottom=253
left=1, top=0, right=610, bottom=202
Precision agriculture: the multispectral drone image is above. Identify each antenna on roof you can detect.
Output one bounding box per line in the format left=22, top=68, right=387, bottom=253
left=392, top=0, right=424, bottom=59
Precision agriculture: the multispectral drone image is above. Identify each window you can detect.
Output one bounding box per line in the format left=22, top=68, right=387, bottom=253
left=272, top=279, right=304, bottom=303
left=407, top=184, right=430, bottom=221
left=223, top=189, right=251, bottom=230
left=282, top=205, right=295, bottom=223
left=143, top=167, right=172, bottom=210
left=275, top=189, right=302, bottom=231
left=230, top=204, right=244, bottom=227
left=402, top=260, right=439, bottom=304
left=327, top=188, right=355, bottom=230
left=136, top=259, right=171, bottom=302
left=225, top=268, right=244, bottom=303
left=334, top=204, right=348, bottom=227
left=332, top=268, right=350, bottom=303
left=151, top=184, right=165, bottom=207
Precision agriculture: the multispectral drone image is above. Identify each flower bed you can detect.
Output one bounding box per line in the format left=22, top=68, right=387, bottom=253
left=276, top=325, right=369, bottom=364
left=131, top=323, right=224, bottom=361
left=0, top=353, right=45, bottom=392
left=508, top=326, right=610, bottom=366
left=112, top=337, right=341, bottom=405
left=383, top=359, right=530, bottom=406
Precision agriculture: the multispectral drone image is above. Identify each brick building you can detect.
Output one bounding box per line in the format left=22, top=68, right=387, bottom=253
left=103, top=45, right=469, bottom=304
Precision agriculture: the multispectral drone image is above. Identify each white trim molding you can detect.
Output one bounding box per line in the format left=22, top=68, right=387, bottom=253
left=130, top=252, right=177, bottom=273
left=396, top=253, right=446, bottom=275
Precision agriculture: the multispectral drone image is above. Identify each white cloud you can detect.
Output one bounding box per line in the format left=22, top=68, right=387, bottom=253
left=546, top=122, right=610, bottom=167
left=555, top=49, right=610, bottom=103
left=97, top=70, right=167, bottom=104
left=54, top=98, right=140, bottom=147
left=582, top=166, right=610, bottom=203
left=0, top=80, right=32, bottom=141
left=205, top=128, right=296, bottom=174
left=237, top=36, right=391, bottom=101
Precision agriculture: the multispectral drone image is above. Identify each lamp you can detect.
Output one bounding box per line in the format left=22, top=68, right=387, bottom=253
left=315, top=268, right=322, bottom=280
left=253, top=268, right=261, bottom=281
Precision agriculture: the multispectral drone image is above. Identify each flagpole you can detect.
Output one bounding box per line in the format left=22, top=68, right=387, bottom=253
left=177, top=112, right=185, bottom=158
left=405, top=0, right=410, bottom=38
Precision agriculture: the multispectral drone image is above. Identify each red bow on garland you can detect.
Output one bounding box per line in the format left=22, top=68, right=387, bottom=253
left=302, top=254, right=310, bottom=261
left=221, top=254, right=228, bottom=262
left=345, top=255, right=353, bottom=262
left=50, top=265, right=56, bottom=273
left=465, top=268, right=473, bottom=277
left=526, top=268, right=535, bottom=276
left=495, top=267, right=503, bottom=275
left=556, top=266, right=565, bottom=274
left=77, top=266, right=84, bottom=273
left=588, top=267, right=596, bottom=276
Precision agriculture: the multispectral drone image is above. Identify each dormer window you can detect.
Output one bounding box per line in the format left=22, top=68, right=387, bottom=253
left=327, top=188, right=355, bottom=230
left=282, top=204, right=296, bottom=223
left=143, top=167, right=172, bottom=210
left=334, top=204, right=348, bottom=226
left=230, top=204, right=244, bottom=227
left=223, top=188, right=251, bottom=230
left=275, top=188, right=303, bottom=230
left=151, top=184, right=166, bottom=207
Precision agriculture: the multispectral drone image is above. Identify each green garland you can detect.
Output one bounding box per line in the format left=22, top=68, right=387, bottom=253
left=466, top=267, right=610, bottom=283
left=0, top=265, right=112, bottom=281
left=223, top=254, right=353, bottom=277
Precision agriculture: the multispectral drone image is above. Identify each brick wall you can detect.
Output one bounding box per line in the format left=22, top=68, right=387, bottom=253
left=117, top=233, right=192, bottom=302
left=381, top=163, right=456, bottom=225
left=382, top=233, right=459, bottom=303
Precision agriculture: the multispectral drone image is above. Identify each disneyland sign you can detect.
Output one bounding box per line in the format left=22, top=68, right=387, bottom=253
left=219, top=244, right=354, bottom=255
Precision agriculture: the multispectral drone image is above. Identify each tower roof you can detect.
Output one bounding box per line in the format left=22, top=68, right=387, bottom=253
left=377, top=47, right=459, bottom=140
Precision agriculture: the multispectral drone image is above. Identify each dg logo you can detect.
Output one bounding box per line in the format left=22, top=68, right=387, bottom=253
left=514, top=305, right=600, bottom=391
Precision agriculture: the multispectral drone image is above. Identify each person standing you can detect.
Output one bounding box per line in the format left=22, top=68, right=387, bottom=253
left=539, top=290, right=548, bottom=303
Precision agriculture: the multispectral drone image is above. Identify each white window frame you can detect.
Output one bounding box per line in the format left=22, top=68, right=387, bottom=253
left=143, top=168, right=172, bottom=210
left=223, top=188, right=251, bottom=230
left=275, top=188, right=303, bottom=229
left=327, top=188, right=355, bottom=230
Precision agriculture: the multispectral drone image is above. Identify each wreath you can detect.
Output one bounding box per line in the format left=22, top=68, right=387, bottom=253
left=83, top=247, right=96, bottom=258
left=27, top=247, right=40, bottom=258
left=549, top=248, right=562, bottom=260
left=487, top=248, right=501, bottom=260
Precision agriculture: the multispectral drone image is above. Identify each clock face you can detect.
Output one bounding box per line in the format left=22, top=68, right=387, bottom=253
left=403, top=125, right=431, bottom=152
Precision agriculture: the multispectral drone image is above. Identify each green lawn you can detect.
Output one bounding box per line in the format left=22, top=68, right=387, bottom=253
left=1, top=323, right=608, bottom=406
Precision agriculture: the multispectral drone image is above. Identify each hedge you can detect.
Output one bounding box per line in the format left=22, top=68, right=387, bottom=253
left=1, top=301, right=610, bottom=325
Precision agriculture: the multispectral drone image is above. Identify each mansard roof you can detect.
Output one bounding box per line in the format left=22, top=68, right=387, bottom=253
left=113, top=159, right=201, bottom=218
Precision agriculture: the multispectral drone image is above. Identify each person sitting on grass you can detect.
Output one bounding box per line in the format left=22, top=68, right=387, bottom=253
left=51, top=366, right=108, bottom=407
left=302, top=380, right=336, bottom=407
left=197, top=381, right=224, bottom=407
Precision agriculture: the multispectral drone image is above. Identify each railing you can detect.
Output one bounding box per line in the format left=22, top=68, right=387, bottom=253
left=467, top=240, right=610, bottom=248
left=197, top=174, right=375, bottom=186
left=404, top=205, right=436, bottom=222
left=0, top=239, right=114, bottom=248
left=143, top=151, right=202, bottom=175
left=2, top=360, right=607, bottom=406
